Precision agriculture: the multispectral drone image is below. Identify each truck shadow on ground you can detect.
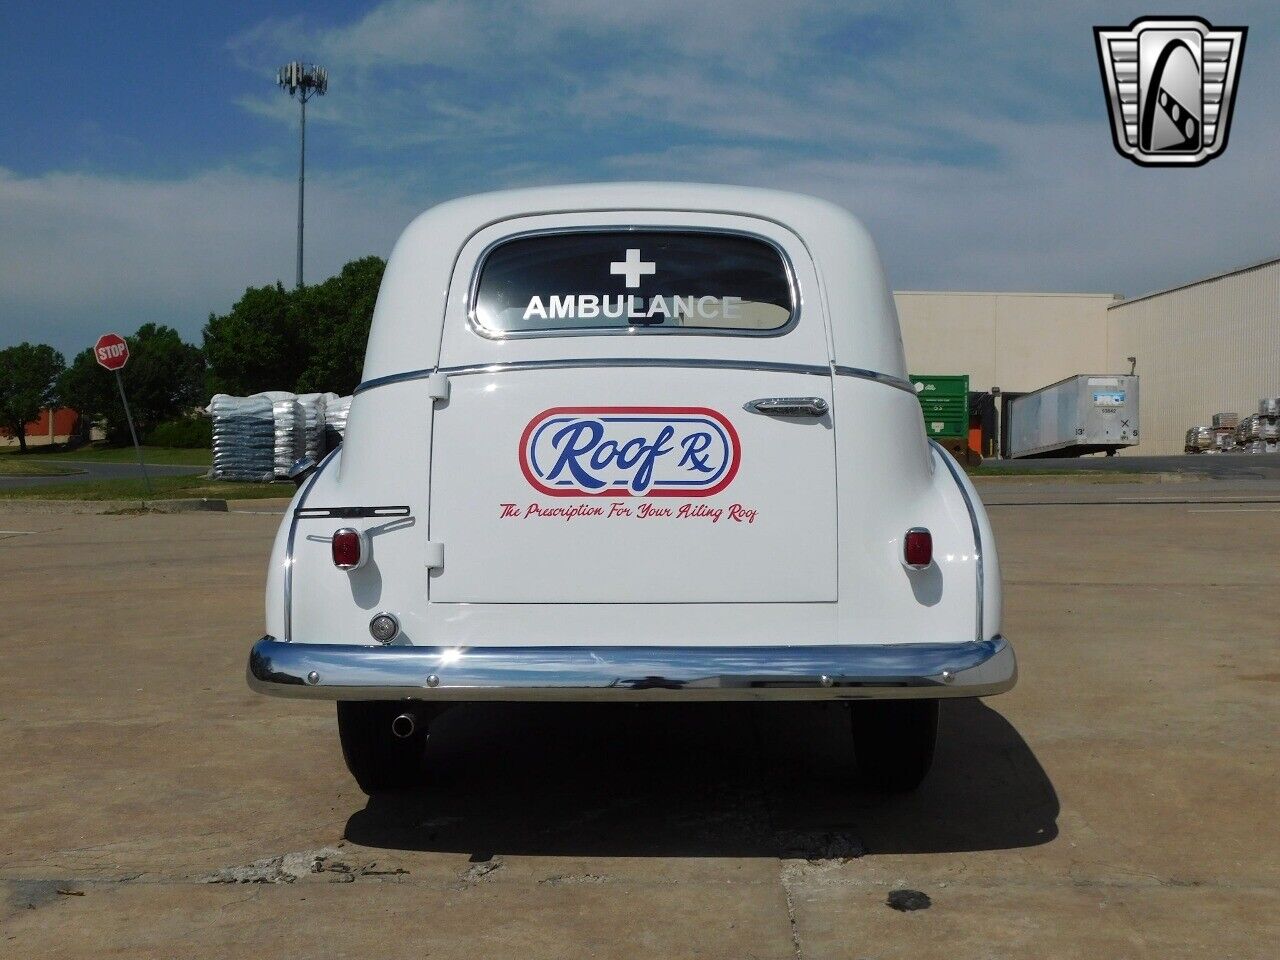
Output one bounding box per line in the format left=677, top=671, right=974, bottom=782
left=344, top=699, right=1057, bottom=859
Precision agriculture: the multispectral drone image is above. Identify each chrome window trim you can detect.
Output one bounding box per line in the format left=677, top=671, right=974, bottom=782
left=354, top=359, right=915, bottom=395
left=929, top=439, right=984, bottom=641
left=464, top=225, right=802, bottom=341
left=282, top=448, right=338, bottom=642
left=446, top=357, right=828, bottom=377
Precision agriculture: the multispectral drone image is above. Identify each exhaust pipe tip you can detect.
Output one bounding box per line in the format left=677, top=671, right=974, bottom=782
left=390, top=712, right=416, bottom=739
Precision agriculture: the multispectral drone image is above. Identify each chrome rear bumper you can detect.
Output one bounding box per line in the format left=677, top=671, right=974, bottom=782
left=247, top=636, right=1016, bottom=702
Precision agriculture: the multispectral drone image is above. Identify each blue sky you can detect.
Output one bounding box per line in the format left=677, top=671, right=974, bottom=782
left=1, top=1, right=1277, bottom=358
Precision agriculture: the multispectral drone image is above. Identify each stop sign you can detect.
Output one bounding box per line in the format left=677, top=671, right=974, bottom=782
left=95, top=333, right=129, bottom=371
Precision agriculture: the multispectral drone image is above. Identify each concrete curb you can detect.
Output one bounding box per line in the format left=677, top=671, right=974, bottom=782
left=144, top=498, right=229, bottom=513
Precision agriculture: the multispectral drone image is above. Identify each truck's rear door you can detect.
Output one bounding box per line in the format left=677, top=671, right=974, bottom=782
left=428, top=216, right=837, bottom=604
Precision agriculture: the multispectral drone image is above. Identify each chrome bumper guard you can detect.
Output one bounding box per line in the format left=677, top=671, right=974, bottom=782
left=247, top=636, right=1016, bottom=702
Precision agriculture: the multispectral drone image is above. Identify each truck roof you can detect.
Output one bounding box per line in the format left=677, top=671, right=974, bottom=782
left=362, top=182, right=904, bottom=383
left=415, top=181, right=854, bottom=225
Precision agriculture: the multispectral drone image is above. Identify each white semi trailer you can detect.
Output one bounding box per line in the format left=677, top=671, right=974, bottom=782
left=1008, top=374, right=1139, bottom=458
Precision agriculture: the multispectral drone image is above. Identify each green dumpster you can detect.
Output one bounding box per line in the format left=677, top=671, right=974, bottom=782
left=908, top=374, right=969, bottom=441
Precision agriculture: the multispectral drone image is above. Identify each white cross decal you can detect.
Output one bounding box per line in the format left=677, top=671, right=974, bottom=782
left=610, top=248, right=656, bottom=288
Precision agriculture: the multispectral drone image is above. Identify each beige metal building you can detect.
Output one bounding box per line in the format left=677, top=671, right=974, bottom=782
left=894, top=291, right=1119, bottom=394
left=1106, top=258, right=1280, bottom=455
left=893, top=261, right=1280, bottom=456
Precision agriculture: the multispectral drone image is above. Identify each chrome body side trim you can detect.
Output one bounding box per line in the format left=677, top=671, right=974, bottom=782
left=282, top=449, right=338, bottom=642
left=465, top=225, right=801, bottom=341
left=929, top=439, right=984, bottom=641
left=248, top=635, right=1016, bottom=702
left=831, top=365, right=916, bottom=394
left=354, top=359, right=914, bottom=395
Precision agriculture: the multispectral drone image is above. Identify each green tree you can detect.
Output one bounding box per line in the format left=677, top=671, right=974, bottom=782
left=58, top=325, right=204, bottom=443
left=57, top=349, right=117, bottom=441
left=0, top=342, right=65, bottom=452
left=294, top=256, right=385, bottom=395
left=203, top=282, right=302, bottom=395
left=203, top=257, right=385, bottom=397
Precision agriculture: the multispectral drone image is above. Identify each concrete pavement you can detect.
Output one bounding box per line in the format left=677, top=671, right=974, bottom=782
left=979, top=452, right=1280, bottom=481
left=0, top=488, right=1276, bottom=958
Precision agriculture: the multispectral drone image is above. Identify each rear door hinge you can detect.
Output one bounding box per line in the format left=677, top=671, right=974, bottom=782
left=424, top=541, right=444, bottom=570
left=426, top=373, right=450, bottom=402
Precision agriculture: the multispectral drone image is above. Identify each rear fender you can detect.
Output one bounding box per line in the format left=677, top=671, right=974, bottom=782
left=830, top=377, right=996, bottom=645
left=272, top=381, right=434, bottom=645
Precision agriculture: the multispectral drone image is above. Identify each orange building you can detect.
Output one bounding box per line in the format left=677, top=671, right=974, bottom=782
left=0, top=407, right=83, bottom=448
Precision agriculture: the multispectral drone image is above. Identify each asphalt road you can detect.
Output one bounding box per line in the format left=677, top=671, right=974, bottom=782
left=981, top=452, right=1280, bottom=479
left=0, top=459, right=207, bottom=488
left=1, top=481, right=1276, bottom=958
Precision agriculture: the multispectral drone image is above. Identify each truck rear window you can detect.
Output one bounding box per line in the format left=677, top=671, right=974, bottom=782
left=472, top=230, right=794, bottom=335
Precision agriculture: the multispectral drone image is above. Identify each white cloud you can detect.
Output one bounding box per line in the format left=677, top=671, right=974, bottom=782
left=602, top=105, right=1280, bottom=299
left=0, top=167, right=418, bottom=356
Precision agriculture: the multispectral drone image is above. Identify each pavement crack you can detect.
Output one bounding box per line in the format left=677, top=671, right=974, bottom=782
left=198, top=846, right=344, bottom=884
left=782, top=877, right=804, bottom=960
left=460, top=857, right=502, bottom=884
left=539, top=873, right=606, bottom=886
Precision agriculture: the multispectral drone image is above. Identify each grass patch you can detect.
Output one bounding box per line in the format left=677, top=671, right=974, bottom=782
left=0, top=473, right=286, bottom=501
left=0, top=459, right=81, bottom=477
left=0, top=444, right=212, bottom=466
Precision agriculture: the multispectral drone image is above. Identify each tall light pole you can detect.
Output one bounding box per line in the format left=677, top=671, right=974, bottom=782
left=277, top=62, right=328, bottom=289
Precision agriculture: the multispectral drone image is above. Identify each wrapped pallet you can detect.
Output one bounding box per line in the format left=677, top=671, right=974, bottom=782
left=1211, top=412, right=1239, bottom=429
left=1185, top=426, right=1213, bottom=452
left=1238, top=415, right=1280, bottom=442
left=1260, top=397, right=1280, bottom=417
left=272, top=398, right=305, bottom=478
left=208, top=395, right=276, bottom=482
left=324, top=395, right=352, bottom=453
left=295, top=393, right=329, bottom=462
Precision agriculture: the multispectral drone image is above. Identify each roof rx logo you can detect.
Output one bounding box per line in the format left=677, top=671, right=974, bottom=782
left=1094, top=17, right=1246, bottom=167
left=519, top=407, right=741, bottom=497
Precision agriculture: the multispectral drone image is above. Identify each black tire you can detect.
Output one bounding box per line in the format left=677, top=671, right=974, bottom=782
left=849, top=699, right=939, bottom=792
left=336, top=701, right=433, bottom=794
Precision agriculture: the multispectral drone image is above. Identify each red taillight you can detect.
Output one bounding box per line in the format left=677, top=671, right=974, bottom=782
left=332, top=528, right=363, bottom=570
left=904, top=528, right=932, bottom=568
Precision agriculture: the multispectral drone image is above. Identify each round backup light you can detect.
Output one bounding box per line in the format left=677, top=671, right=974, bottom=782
left=369, top=613, right=400, bottom=644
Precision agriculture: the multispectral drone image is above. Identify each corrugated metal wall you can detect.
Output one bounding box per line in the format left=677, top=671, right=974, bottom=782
left=1106, top=259, right=1280, bottom=455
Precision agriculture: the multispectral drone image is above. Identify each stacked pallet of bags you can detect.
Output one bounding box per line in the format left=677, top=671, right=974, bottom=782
left=1184, top=426, right=1213, bottom=453
left=208, top=395, right=276, bottom=482
left=295, top=393, right=330, bottom=463
left=209, top=391, right=357, bottom=480
left=272, top=398, right=306, bottom=478
left=1238, top=401, right=1280, bottom=453
left=324, top=395, right=352, bottom=453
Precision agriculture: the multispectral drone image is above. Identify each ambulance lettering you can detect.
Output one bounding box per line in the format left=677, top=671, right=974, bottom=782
left=522, top=294, right=744, bottom=323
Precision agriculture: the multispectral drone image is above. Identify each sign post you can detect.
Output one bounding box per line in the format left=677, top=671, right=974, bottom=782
left=94, top=333, right=152, bottom=498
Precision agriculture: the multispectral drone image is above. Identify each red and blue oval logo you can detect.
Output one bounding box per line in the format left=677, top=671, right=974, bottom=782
left=519, top=406, right=741, bottom=497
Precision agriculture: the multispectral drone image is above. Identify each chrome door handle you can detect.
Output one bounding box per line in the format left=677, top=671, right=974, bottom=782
left=748, top=397, right=829, bottom=417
